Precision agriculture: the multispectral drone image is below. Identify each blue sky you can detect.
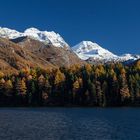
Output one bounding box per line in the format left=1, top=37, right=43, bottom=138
left=0, top=0, right=140, bottom=55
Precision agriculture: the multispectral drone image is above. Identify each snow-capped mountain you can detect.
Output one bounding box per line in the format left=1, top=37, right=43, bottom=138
left=72, top=41, right=140, bottom=63
left=72, top=41, right=117, bottom=60
left=0, top=27, right=139, bottom=64
left=0, top=27, right=69, bottom=48
left=117, top=54, right=140, bottom=61
left=0, top=27, right=23, bottom=39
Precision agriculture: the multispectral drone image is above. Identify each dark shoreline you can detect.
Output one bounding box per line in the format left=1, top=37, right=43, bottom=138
left=0, top=105, right=140, bottom=108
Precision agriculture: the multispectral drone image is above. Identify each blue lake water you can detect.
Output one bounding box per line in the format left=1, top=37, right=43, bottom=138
left=0, top=108, right=139, bottom=140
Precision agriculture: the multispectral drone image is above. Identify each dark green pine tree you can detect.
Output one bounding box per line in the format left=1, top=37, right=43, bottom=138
left=38, top=74, right=45, bottom=105
left=87, top=80, right=97, bottom=106
left=128, top=75, right=135, bottom=104
left=0, top=78, right=5, bottom=95
left=102, top=81, right=108, bottom=107
left=96, top=81, right=103, bottom=106
left=111, top=75, right=120, bottom=106
left=29, top=80, right=36, bottom=105
left=119, top=74, right=130, bottom=104
left=134, top=73, right=140, bottom=104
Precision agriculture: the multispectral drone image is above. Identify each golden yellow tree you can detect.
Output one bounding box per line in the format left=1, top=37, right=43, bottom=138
left=0, top=78, right=5, bottom=91
left=4, top=80, right=13, bottom=96
left=119, top=74, right=130, bottom=102
left=30, top=69, right=37, bottom=79
left=0, top=71, right=4, bottom=79
left=54, top=69, right=65, bottom=85
left=16, top=79, right=27, bottom=96
left=38, top=74, right=45, bottom=88
left=73, top=80, right=80, bottom=89
left=73, top=78, right=83, bottom=91
left=85, top=64, right=92, bottom=74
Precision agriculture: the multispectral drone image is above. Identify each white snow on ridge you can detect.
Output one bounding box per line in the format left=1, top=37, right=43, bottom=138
left=72, top=41, right=140, bottom=62
left=0, top=27, right=139, bottom=63
left=0, top=27, right=69, bottom=48
left=117, top=54, right=140, bottom=61
left=0, top=27, right=23, bottom=39
left=72, top=41, right=117, bottom=60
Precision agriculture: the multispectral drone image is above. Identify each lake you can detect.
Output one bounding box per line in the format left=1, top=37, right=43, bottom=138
left=0, top=108, right=139, bottom=140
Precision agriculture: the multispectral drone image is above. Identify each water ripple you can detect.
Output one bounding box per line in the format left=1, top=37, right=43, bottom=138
left=0, top=108, right=139, bottom=140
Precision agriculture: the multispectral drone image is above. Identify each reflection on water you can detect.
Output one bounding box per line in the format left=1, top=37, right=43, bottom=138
left=0, top=108, right=139, bottom=140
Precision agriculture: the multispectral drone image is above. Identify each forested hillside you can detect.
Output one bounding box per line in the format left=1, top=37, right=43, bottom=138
left=0, top=60, right=139, bottom=107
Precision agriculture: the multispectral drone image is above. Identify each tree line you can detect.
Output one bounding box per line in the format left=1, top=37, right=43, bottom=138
left=0, top=60, right=140, bottom=107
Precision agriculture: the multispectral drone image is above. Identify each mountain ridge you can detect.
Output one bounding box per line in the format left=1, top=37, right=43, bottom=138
left=72, top=41, right=140, bottom=63
left=72, top=41, right=117, bottom=60
left=0, top=27, right=140, bottom=65
left=0, top=27, right=69, bottom=48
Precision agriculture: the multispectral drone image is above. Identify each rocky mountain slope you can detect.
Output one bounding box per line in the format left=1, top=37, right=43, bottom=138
left=11, top=36, right=84, bottom=67
left=0, top=37, right=54, bottom=73
left=0, top=27, right=139, bottom=71
left=0, top=27, right=84, bottom=73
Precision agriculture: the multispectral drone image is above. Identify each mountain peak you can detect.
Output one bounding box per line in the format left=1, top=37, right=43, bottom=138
left=72, top=40, right=117, bottom=60
left=72, top=41, right=140, bottom=63
left=24, top=27, right=40, bottom=33
left=0, top=27, right=140, bottom=63
left=0, top=27, right=23, bottom=39
left=80, top=41, right=93, bottom=45
left=0, top=27, right=69, bottom=48
left=73, top=41, right=104, bottom=52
